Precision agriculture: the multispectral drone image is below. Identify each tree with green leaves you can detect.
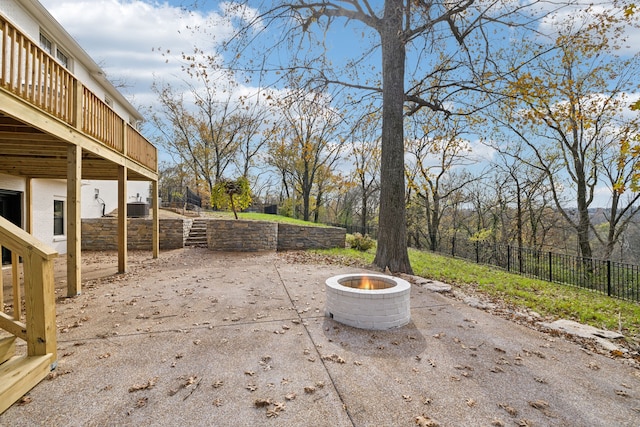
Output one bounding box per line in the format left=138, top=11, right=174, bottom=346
left=211, top=177, right=252, bottom=219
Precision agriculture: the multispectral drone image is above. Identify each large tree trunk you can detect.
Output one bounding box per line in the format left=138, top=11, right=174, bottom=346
left=373, top=0, right=413, bottom=274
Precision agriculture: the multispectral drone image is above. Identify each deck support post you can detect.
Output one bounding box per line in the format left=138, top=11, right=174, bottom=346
left=152, top=180, right=159, bottom=258
left=66, top=144, right=81, bottom=297
left=118, top=165, right=127, bottom=273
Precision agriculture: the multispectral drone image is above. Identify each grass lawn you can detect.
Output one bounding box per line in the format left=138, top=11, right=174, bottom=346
left=202, top=211, right=330, bottom=226
left=316, top=246, right=640, bottom=341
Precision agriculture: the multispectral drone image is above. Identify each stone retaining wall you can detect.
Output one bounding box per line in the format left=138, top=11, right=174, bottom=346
left=277, top=223, right=345, bottom=251
left=81, top=218, right=190, bottom=250
left=207, top=220, right=278, bottom=251
left=81, top=218, right=345, bottom=252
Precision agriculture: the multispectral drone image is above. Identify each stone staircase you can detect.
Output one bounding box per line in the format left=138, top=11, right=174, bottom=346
left=185, top=218, right=208, bottom=247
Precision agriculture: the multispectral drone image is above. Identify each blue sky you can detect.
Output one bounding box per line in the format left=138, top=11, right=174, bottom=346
left=38, top=0, right=640, bottom=207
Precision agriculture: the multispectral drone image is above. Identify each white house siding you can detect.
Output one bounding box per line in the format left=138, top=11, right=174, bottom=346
left=31, top=178, right=67, bottom=254
left=81, top=180, right=151, bottom=219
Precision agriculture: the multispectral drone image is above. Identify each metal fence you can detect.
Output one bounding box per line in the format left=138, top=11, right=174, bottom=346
left=333, top=223, right=639, bottom=302
left=436, top=238, right=640, bottom=303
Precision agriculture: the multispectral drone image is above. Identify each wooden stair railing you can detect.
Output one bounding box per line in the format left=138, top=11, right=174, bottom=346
left=0, top=216, right=57, bottom=414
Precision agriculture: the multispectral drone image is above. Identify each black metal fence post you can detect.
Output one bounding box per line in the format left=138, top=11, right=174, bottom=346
left=607, top=260, right=612, bottom=296
left=507, top=245, right=511, bottom=272
left=548, top=251, right=553, bottom=282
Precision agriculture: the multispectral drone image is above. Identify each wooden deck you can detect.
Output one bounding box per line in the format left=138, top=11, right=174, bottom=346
left=0, top=13, right=159, bottom=413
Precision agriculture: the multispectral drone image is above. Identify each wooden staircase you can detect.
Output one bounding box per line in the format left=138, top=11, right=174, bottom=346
left=185, top=219, right=208, bottom=247
left=0, top=336, right=53, bottom=413
left=0, top=217, right=57, bottom=414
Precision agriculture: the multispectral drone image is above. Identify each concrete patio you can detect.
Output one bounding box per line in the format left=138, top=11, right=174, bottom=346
left=1, top=248, right=638, bottom=426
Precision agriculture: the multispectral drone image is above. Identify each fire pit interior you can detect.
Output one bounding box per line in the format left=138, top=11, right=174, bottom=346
left=325, top=273, right=411, bottom=330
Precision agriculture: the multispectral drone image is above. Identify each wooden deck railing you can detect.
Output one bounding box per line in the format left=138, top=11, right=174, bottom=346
left=0, top=216, right=57, bottom=413
left=0, top=15, right=157, bottom=173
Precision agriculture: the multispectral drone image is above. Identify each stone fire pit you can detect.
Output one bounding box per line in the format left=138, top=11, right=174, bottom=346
left=325, top=273, right=411, bottom=330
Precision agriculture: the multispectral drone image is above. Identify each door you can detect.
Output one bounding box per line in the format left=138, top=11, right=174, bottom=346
left=0, top=190, right=22, bottom=264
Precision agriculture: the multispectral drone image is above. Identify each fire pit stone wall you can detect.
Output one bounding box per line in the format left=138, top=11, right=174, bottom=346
left=325, top=274, right=411, bottom=330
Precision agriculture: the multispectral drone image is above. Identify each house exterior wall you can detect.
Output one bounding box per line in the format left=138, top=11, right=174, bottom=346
left=81, top=180, right=151, bottom=219
left=31, top=178, right=67, bottom=254
left=0, top=174, right=152, bottom=254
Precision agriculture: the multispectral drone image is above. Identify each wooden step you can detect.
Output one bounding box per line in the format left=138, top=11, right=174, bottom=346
left=0, top=354, right=53, bottom=414
left=0, top=336, right=16, bottom=364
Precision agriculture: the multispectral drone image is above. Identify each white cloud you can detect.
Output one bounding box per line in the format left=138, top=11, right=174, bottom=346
left=39, top=0, right=236, bottom=106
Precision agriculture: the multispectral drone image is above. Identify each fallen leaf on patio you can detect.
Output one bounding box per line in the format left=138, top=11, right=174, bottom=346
left=354, top=360, right=362, bottom=366
left=517, top=419, right=533, bottom=427
left=245, top=370, right=255, bottom=376
left=254, top=398, right=272, bottom=408
left=428, top=359, right=436, bottom=367
left=129, top=377, right=158, bottom=393
left=534, top=377, right=547, bottom=384
left=17, top=396, right=32, bottom=406
left=212, top=380, right=224, bottom=388
left=498, top=403, right=518, bottom=417
left=98, top=353, right=111, bottom=359
left=246, top=384, right=258, bottom=392
left=213, top=398, right=223, bottom=407
left=193, top=339, right=201, bottom=345
left=528, top=400, right=549, bottom=410
left=266, top=408, right=280, bottom=418
left=135, top=397, right=148, bottom=408
left=285, top=393, right=297, bottom=401
left=491, top=419, right=505, bottom=426
left=304, top=386, right=316, bottom=394
left=615, top=389, right=629, bottom=397
left=415, top=415, right=440, bottom=426
left=587, top=361, right=600, bottom=370
left=322, top=353, right=346, bottom=364
left=403, top=395, right=412, bottom=402
left=315, top=381, right=325, bottom=388
left=466, top=398, right=476, bottom=407
left=422, top=397, right=432, bottom=405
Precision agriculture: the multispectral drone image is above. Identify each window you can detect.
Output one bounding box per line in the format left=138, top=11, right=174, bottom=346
left=39, top=33, right=52, bottom=54
left=39, top=32, right=71, bottom=70
left=53, top=200, right=64, bottom=236
left=56, top=50, right=69, bottom=68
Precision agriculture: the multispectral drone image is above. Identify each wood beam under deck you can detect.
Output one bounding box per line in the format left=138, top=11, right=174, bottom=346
left=0, top=91, right=157, bottom=181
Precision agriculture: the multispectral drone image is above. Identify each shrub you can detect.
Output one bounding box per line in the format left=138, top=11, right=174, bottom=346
left=347, top=233, right=375, bottom=251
